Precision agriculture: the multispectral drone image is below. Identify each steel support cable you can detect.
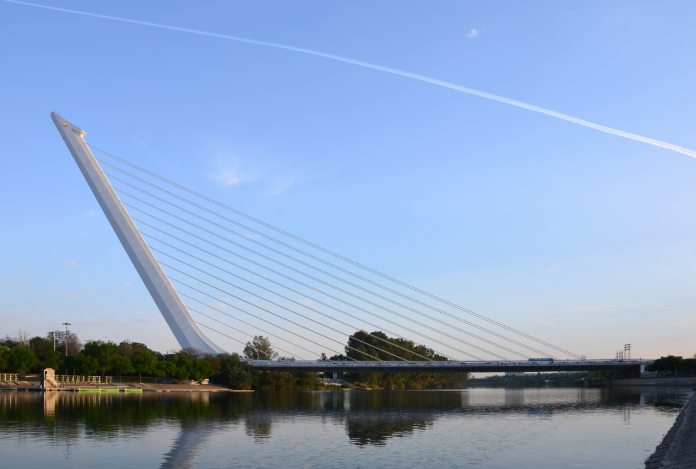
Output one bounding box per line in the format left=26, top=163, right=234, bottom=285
left=96, top=154, right=578, bottom=358
left=94, top=146, right=579, bottom=358
left=192, top=318, right=297, bottom=360
left=158, top=248, right=498, bottom=361
left=136, top=215, right=457, bottom=360
left=143, top=230, right=445, bottom=361
left=112, top=185, right=556, bottom=362
left=181, top=293, right=321, bottom=358
left=157, top=255, right=423, bottom=362
left=124, top=193, right=522, bottom=361
left=129, top=205, right=531, bottom=361
left=171, top=277, right=359, bottom=360
left=113, top=185, right=530, bottom=360
left=194, top=321, right=369, bottom=391
left=185, top=304, right=305, bottom=359
left=147, top=235, right=494, bottom=361
left=118, top=188, right=522, bottom=361
left=194, top=320, right=296, bottom=361
left=163, top=266, right=387, bottom=363
left=182, top=315, right=295, bottom=360
left=190, top=319, right=248, bottom=348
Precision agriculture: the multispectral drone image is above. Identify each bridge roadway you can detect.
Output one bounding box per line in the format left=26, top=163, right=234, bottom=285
left=246, top=359, right=647, bottom=375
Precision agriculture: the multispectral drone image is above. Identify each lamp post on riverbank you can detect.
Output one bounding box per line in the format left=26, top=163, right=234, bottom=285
left=62, top=322, right=71, bottom=357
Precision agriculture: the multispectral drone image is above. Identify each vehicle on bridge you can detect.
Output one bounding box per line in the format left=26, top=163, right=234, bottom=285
left=527, top=358, right=555, bottom=364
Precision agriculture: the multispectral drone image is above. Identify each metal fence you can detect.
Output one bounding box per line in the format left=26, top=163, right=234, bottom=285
left=55, top=375, right=113, bottom=385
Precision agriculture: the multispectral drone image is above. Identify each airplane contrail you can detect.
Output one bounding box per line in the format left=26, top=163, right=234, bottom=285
left=6, top=0, right=696, bottom=159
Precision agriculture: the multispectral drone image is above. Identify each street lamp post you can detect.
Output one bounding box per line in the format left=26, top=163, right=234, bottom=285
left=62, top=322, right=71, bottom=357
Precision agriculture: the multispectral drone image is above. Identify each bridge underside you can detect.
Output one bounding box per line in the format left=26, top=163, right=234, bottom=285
left=247, top=360, right=645, bottom=377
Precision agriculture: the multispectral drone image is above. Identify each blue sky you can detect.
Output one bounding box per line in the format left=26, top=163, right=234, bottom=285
left=1, top=1, right=695, bottom=358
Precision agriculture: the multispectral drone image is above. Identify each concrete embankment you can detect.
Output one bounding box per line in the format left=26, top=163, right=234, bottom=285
left=645, top=394, right=696, bottom=468
left=589, top=377, right=696, bottom=387
left=615, top=377, right=696, bottom=387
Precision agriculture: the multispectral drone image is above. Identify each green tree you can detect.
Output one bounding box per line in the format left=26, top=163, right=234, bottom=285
left=130, top=347, right=159, bottom=382
left=342, top=330, right=467, bottom=389
left=189, top=356, right=213, bottom=381
left=111, top=355, right=134, bottom=381
left=29, top=336, right=61, bottom=370
left=163, top=350, right=206, bottom=381
left=7, top=347, right=37, bottom=372
left=61, top=354, right=99, bottom=375
left=647, top=355, right=696, bottom=376
left=244, top=336, right=278, bottom=360
left=215, top=353, right=253, bottom=389
left=0, top=345, right=8, bottom=371
left=647, top=355, right=683, bottom=374
left=82, top=341, right=119, bottom=377
left=346, top=330, right=446, bottom=362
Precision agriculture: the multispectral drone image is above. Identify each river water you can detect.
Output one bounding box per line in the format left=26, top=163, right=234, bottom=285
left=0, top=387, right=691, bottom=468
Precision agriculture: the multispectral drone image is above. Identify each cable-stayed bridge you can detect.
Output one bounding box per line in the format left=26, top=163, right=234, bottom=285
left=51, top=113, right=646, bottom=377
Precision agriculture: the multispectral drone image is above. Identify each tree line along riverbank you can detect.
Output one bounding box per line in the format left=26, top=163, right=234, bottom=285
left=0, top=330, right=467, bottom=390
left=3, top=330, right=692, bottom=391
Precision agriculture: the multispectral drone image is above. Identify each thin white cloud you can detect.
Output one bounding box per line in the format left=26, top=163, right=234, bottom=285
left=8, top=0, right=695, bottom=159
left=466, top=28, right=480, bottom=38
left=211, top=165, right=246, bottom=187
left=266, top=174, right=300, bottom=197
left=207, top=146, right=303, bottom=196
left=222, top=175, right=240, bottom=186
left=85, top=209, right=98, bottom=217
left=209, top=152, right=256, bottom=187
left=66, top=260, right=79, bottom=268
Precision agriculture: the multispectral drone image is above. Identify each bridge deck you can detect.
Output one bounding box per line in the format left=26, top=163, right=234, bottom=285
left=246, top=359, right=646, bottom=373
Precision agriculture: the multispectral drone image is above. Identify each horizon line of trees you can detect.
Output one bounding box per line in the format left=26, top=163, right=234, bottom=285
left=0, top=331, right=318, bottom=390
left=0, top=329, right=469, bottom=390
left=646, top=355, right=696, bottom=376
left=13, top=331, right=691, bottom=389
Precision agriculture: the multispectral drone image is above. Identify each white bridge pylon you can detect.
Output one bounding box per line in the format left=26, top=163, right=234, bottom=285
left=52, top=113, right=223, bottom=354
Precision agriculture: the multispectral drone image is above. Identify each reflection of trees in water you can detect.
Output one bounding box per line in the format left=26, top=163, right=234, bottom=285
left=0, top=387, right=692, bottom=454
left=345, top=411, right=434, bottom=446
left=0, top=391, right=252, bottom=443
left=244, top=411, right=273, bottom=442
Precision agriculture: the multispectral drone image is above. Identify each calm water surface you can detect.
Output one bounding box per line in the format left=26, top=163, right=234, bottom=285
left=0, top=387, right=691, bottom=468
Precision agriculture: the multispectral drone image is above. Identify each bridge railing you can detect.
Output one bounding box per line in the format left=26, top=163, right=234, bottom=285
left=55, top=375, right=113, bottom=385
left=245, top=358, right=648, bottom=368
